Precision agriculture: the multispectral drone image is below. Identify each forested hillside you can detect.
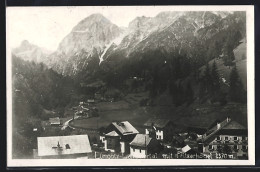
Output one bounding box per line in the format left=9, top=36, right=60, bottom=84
left=12, top=55, right=75, bottom=158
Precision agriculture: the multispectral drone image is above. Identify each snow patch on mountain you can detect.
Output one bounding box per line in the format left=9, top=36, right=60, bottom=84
left=99, top=32, right=126, bottom=65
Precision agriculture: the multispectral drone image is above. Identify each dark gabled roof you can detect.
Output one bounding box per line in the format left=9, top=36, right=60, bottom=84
left=173, top=135, right=184, bottom=143
left=144, top=118, right=171, bottom=128
left=111, top=121, right=139, bottom=135
left=130, top=134, right=152, bottom=148
left=221, top=121, right=246, bottom=130
left=181, top=115, right=219, bottom=130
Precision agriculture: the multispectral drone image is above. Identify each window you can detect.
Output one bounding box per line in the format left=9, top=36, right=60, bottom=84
left=65, top=144, right=70, bottom=149
left=159, top=136, right=161, bottom=140
left=242, top=136, right=247, bottom=141
left=242, top=145, right=248, bottom=150
left=140, top=149, right=142, bottom=153
left=224, top=137, right=229, bottom=142
left=234, top=145, right=238, bottom=150
left=217, top=136, right=221, bottom=141
left=209, top=145, right=213, bottom=150
left=156, top=135, right=158, bottom=139
left=234, top=137, right=238, bottom=141
left=133, top=148, right=135, bottom=152
left=217, top=145, right=221, bottom=150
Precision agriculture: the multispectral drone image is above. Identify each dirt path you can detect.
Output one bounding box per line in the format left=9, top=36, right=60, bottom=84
left=61, top=115, right=80, bottom=130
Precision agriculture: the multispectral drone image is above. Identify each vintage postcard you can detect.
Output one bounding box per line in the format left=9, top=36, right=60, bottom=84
left=6, top=5, right=255, bottom=166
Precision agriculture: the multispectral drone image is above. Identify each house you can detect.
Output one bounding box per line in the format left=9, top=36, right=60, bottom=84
left=35, top=135, right=92, bottom=158
left=129, top=134, right=161, bottom=158
left=199, top=117, right=248, bottom=159
left=144, top=118, right=175, bottom=142
left=49, top=117, right=61, bottom=126
left=87, top=99, right=95, bottom=103
left=102, top=121, right=139, bottom=154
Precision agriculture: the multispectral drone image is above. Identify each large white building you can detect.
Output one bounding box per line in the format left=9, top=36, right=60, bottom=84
left=35, top=135, right=92, bottom=158
left=200, top=117, right=248, bottom=159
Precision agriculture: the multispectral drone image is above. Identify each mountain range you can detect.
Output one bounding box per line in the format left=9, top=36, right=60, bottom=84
left=13, top=11, right=245, bottom=77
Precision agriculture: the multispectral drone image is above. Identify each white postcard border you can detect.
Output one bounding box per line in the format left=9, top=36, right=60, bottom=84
left=6, top=5, right=255, bottom=167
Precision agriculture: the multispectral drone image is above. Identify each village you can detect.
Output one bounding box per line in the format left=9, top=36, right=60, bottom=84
left=32, top=98, right=248, bottom=160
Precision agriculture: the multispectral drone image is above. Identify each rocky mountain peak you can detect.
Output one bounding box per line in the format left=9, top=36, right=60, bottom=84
left=71, top=13, right=112, bottom=32
left=12, top=40, right=52, bottom=63
left=56, top=13, right=123, bottom=57
left=14, top=40, right=35, bottom=53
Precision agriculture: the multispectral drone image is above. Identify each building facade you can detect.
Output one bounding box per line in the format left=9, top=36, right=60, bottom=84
left=101, top=121, right=139, bottom=154
left=129, top=134, right=161, bottom=158
left=144, top=118, right=175, bottom=142
left=200, top=117, right=248, bottom=159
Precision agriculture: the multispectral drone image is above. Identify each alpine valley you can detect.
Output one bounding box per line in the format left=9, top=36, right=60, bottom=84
left=11, top=11, right=247, bottom=158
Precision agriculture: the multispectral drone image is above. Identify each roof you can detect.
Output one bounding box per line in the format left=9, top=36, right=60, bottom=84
left=144, top=118, right=171, bottom=128
left=181, top=145, right=191, bottom=153
left=202, top=119, right=247, bottom=145
left=173, top=135, right=184, bottom=143
left=222, top=121, right=246, bottom=130
left=112, top=121, right=139, bottom=135
left=37, top=135, right=92, bottom=156
left=130, top=134, right=152, bottom=147
left=105, top=131, right=119, bottom=137
left=181, top=115, right=219, bottom=129
left=49, top=117, right=60, bottom=124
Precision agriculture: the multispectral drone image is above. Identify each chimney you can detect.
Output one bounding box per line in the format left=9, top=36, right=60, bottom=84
left=217, top=122, right=221, bottom=129
left=226, top=116, right=231, bottom=122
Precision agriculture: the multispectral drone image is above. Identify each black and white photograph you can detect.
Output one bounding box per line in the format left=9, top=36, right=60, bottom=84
left=6, top=5, right=255, bottom=166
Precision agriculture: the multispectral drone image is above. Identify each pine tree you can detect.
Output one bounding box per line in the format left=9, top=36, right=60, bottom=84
left=185, top=83, right=194, bottom=104
left=211, top=61, right=220, bottom=92
left=229, top=65, right=246, bottom=103
left=203, top=63, right=212, bottom=94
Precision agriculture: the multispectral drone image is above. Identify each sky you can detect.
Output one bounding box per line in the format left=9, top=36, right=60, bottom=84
left=6, top=6, right=248, bottom=51
left=6, top=6, right=180, bottom=51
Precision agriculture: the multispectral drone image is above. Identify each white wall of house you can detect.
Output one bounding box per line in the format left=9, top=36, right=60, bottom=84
left=212, top=135, right=247, bottom=143
left=100, top=136, right=105, bottom=144
left=146, top=128, right=164, bottom=140
left=130, top=147, right=147, bottom=158
left=156, top=129, right=163, bottom=140
left=203, top=135, right=248, bottom=157
left=104, top=140, right=115, bottom=152
left=120, top=142, right=125, bottom=153
left=145, top=129, right=149, bottom=135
